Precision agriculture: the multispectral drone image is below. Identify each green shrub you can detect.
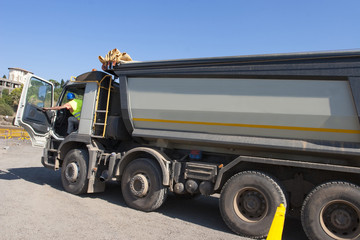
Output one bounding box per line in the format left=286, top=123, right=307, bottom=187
left=0, top=102, right=14, bottom=116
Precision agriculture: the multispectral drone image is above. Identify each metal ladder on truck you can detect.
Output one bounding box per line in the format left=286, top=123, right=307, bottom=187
left=92, top=75, right=113, bottom=138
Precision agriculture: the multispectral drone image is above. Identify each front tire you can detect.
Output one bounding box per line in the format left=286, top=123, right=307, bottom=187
left=219, top=171, right=287, bottom=238
left=121, top=158, right=167, bottom=212
left=301, top=181, right=360, bottom=240
left=61, top=149, right=89, bottom=195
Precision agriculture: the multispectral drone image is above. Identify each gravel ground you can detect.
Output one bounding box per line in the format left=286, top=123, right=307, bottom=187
left=0, top=138, right=307, bottom=240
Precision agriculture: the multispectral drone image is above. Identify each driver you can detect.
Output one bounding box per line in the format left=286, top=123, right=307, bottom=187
left=43, top=92, right=83, bottom=135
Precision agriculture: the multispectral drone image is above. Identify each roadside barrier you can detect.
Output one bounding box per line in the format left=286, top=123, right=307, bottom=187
left=0, top=128, right=30, bottom=140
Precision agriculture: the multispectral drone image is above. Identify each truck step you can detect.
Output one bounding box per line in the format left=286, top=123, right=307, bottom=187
left=41, top=156, right=56, bottom=170
left=184, top=162, right=218, bottom=182
left=91, top=135, right=105, bottom=138
left=94, top=123, right=106, bottom=126
left=96, top=110, right=107, bottom=113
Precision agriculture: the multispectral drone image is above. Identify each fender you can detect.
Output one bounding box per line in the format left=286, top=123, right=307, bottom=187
left=118, top=147, right=171, bottom=186
left=214, top=155, right=360, bottom=191
left=58, top=133, right=92, bottom=160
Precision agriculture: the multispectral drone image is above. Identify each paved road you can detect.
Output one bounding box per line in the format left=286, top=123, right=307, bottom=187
left=0, top=139, right=308, bottom=239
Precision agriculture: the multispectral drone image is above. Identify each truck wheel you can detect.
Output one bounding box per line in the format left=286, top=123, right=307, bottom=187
left=121, top=158, right=167, bottom=212
left=219, top=171, right=287, bottom=238
left=61, top=149, right=89, bottom=195
left=301, top=182, right=360, bottom=240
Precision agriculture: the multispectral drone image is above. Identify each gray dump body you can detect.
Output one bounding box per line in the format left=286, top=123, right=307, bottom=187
left=109, top=50, right=360, bottom=158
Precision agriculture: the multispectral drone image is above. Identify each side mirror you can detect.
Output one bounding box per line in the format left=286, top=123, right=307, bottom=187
left=38, top=85, right=47, bottom=100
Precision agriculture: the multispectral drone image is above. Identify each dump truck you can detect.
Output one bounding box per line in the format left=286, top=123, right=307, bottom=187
left=15, top=50, right=360, bottom=240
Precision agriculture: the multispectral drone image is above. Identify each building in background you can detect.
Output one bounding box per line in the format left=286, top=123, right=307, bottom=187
left=0, top=68, right=33, bottom=97
left=8, top=67, right=33, bottom=85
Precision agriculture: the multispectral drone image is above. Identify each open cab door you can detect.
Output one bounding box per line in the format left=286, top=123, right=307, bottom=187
left=15, top=75, right=54, bottom=147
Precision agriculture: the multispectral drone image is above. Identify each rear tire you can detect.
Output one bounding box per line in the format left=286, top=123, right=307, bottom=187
left=61, top=149, right=89, bottom=195
left=219, top=171, right=287, bottom=238
left=301, top=182, right=360, bottom=240
left=121, top=158, right=167, bottom=212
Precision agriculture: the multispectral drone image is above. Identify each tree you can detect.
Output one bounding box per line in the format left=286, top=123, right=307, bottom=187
left=1, top=89, right=12, bottom=106
left=0, top=85, right=23, bottom=112
left=0, top=89, right=14, bottom=115
left=54, top=88, right=63, bottom=103
left=2, top=89, right=9, bottom=96
left=47, top=79, right=63, bottom=102
left=0, top=102, right=14, bottom=115
left=49, top=79, right=60, bottom=88
left=2, top=75, right=6, bottom=79
left=9, top=85, right=23, bottom=110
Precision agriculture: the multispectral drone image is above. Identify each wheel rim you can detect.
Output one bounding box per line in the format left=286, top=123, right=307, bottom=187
left=233, top=187, right=268, bottom=222
left=320, top=200, right=360, bottom=239
left=130, top=173, right=149, bottom=198
left=65, top=162, right=79, bottom=183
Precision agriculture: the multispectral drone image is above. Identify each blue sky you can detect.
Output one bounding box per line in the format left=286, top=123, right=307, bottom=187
left=0, top=0, right=359, bottom=81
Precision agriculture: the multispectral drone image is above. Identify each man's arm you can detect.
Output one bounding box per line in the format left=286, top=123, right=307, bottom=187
left=43, top=103, right=73, bottom=112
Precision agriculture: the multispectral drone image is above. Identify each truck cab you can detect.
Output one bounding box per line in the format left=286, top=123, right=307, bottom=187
left=16, top=69, right=133, bottom=191
left=16, top=71, right=120, bottom=144
left=15, top=70, right=128, bottom=166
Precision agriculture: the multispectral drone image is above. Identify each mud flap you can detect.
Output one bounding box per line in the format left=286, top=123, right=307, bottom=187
left=86, top=144, right=105, bottom=193
left=87, top=174, right=105, bottom=193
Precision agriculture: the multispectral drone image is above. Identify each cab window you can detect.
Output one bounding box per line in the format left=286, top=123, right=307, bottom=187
left=60, top=87, right=85, bottom=105
left=26, top=77, right=52, bottom=108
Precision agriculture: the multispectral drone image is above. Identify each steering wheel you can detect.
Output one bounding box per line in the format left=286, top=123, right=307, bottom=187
left=35, top=106, right=51, bottom=123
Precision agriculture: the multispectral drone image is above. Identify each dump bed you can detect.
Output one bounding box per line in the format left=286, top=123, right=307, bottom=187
left=108, top=50, right=360, bottom=157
